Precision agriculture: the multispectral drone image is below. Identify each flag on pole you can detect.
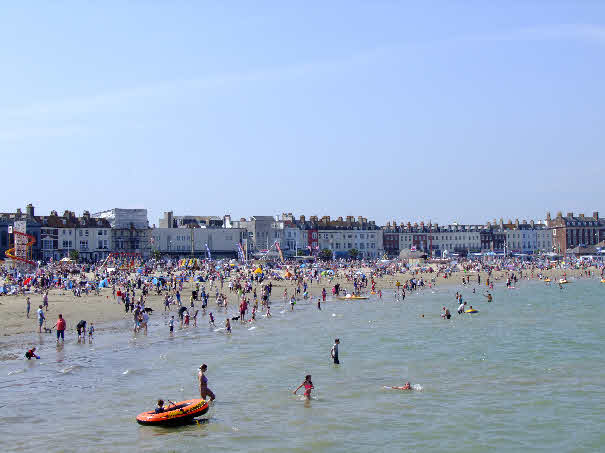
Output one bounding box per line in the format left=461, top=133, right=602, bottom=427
left=275, top=241, right=284, bottom=263
left=237, top=243, right=245, bottom=263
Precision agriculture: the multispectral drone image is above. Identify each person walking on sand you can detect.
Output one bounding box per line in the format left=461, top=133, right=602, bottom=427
left=26, top=296, right=31, bottom=318
left=198, top=364, right=216, bottom=401
left=331, top=338, right=340, bottom=364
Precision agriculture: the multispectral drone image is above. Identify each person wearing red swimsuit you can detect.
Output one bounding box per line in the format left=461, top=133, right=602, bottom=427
left=293, top=375, right=314, bottom=400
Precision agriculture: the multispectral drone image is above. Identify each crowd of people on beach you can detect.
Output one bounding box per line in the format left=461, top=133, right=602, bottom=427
left=3, top=253, right=605, bottom=403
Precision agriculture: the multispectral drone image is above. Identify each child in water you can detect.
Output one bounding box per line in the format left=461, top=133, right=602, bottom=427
left=209, top=312, right=215, bottom=326
left=155, top=399, right=166, bottom=414
left=25, top=347, right=40, bottom=360
left=293, top=375, right=314, bottom=400
left=225, top=318, right=231, bottom=333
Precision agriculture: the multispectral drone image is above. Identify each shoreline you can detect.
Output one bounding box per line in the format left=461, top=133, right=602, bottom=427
left=0, top=267, right=598, bottom=346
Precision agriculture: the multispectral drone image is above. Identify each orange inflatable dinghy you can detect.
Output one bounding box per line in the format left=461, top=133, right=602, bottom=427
left=136, top=399, right=209, bottom=426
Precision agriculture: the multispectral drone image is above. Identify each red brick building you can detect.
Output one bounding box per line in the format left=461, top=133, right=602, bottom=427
left=546, top=211, right=604, bottom=255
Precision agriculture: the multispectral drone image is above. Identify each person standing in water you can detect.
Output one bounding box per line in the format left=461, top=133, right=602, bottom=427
left=331, top=338, right=340, bottom=364
left=294, top=375, right=314, bottom=400
left=53, top=314, right=66, bottom=342
left=198, top=364, right=216, bottom=401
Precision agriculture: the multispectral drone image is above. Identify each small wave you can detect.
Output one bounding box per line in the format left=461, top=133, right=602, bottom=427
left=8, top=369, right=26, bottom=376
left=248, top=326, right=256, bottom=331
left=59, top=365, right=83, bottom=374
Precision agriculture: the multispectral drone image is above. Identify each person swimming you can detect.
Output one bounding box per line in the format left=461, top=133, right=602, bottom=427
left=293, top=374, right=314, bottom=400
left=386, top=381, right=412, bottom=390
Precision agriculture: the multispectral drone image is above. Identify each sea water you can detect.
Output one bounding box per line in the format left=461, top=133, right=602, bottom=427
left=1, top=280, right=604, bottom=452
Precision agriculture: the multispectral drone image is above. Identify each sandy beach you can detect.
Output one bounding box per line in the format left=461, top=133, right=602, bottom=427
left=1, top=266, right=596, bottom=339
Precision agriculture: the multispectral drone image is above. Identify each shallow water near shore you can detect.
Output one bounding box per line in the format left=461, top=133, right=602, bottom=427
left=1, top=279, right=605, bottom=452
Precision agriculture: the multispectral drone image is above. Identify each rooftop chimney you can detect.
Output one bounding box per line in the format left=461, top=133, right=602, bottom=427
left=593, top=211, right=599, bottom=220
left=567, top=212, right=573, bottom=218
left=26, top=204, right=34, bottom=217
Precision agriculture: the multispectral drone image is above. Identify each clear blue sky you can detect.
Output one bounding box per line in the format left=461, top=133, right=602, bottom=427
left=2, top=2, right=604, bottom=226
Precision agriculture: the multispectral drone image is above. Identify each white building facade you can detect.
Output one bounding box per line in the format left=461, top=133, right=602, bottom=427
left=317, top=229, right=383, bottom=258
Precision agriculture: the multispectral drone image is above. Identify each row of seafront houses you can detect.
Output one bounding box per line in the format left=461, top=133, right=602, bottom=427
left=1, top=205, right=604, bottom=263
